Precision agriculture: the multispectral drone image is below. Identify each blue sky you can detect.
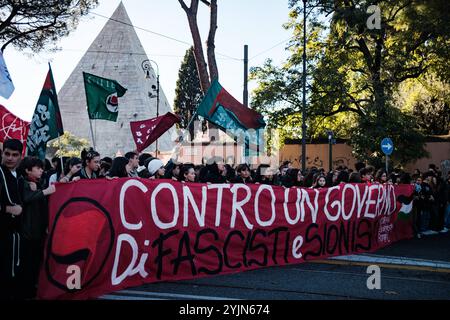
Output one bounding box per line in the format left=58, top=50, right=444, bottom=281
left=1, top=0, right=293, bottom=122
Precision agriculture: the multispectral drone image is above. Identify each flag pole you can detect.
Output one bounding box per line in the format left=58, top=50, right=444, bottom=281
left=89, top=118, right=96, bottom=150
left=59, top=135, right=64, bottom=179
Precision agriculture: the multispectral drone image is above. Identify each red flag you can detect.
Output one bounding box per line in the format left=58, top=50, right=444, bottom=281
left=130, top=112, right=180, bottom=152
left=0, top=104, right=30, bottom=152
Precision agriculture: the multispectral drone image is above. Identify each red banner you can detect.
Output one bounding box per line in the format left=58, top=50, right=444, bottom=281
left=130, top=112, right=180, bottom=152
left=38, top=179, right=414, bottom=300
left=0, top=104, right=30, bottom=148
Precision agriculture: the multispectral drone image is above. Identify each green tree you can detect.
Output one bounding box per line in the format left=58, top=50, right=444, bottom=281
left=395, top=74, right=450, bottom=135
left=252, top=0, right=449, bottom=166
left=174, top=47, right=204, bottom=141
left=0, top=0, right=98, bottom=52
left=50, top=131, right=89, bottom=158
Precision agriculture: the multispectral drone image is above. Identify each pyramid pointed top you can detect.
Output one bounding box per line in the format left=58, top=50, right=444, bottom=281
left=87, top=0, right=146, bottom=55
left=110, top=1, right=132, bottom=25
left=57, top=0, right=174, bottom=157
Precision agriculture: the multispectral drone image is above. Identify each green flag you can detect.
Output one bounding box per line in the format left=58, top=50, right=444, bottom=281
left=196, top=79, right=266, bottom=151
left=83, top=72, right=127, bottom=122
left=26, top=64, right=64, bottom=160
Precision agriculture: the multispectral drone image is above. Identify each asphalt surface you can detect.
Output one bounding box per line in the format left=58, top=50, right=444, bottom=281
left=374, top=232, right=450, bottom=262
left=102, top=232, right=450, bottom=300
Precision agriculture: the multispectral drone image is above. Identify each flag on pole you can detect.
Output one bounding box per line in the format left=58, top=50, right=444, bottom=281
left=26, top=64, right=64, bottom=159
left=83, top=72, right=127, bottom=122
left=0, top=51, right=15, bottom=99
left=196, top=79, right=266, bottom=148
left=130, top=112, right=180, bottom=152
left=0, top=104, right=30, bottom=153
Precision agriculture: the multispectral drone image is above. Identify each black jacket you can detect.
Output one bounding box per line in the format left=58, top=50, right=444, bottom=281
left=419, top=182, right=435, bottom=206
left=233, top=176, right=253, bottom=184
left=0, top=165, right=23, bottom=282
left=19, top=178, right=49, bottom=241
left=0, top=165, right=23, bottom=234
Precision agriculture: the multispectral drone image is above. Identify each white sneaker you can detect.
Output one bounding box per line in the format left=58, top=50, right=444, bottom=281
left=422, top=230, right=438, bottom=235
left=439, top=227, right=449, bottom=233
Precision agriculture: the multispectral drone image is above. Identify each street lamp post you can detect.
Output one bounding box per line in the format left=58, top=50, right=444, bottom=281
left=141, top=59, right=160, bottom=157
left=327, top=130, right=334, bottom=172
left=301, top=0, right=307, bottom=173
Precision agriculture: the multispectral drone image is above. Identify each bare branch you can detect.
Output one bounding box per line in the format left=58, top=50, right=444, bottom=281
left=0, top=5, right=18, bottom=34
left=177, top=0, right=189, bottom=13
left=2, top=18, right=57, bottom=51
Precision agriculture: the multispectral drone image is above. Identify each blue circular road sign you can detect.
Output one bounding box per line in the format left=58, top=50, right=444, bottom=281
left=381, top=138, right=394, bottom=155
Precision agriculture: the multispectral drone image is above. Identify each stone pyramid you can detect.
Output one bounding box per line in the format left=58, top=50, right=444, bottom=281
left=58, top=2, right=174, bottom=157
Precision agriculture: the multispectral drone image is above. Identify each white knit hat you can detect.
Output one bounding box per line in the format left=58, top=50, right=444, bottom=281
left=147, top=158, right=164, bottom=176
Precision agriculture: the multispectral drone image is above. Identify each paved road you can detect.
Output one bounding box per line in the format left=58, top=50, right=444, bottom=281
left=102, top=262, right=450, bottom=300
left=102, top=233, right=450, bottom=300
left=374, top=232, right=450, bottom=262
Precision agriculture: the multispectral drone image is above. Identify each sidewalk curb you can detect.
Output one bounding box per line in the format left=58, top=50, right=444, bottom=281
left=310, top=254, right=450, bottom=273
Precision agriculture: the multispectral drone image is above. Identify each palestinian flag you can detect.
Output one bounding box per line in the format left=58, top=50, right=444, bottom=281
left=397, top=194, right=414, bottom=221
left=197, top=79, right=265, bottom=148
left=387, top=189, right=415, bottom=242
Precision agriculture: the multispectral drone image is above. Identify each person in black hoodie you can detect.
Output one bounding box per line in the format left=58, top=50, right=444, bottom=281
left=419, top=174, right=438, bottom=235
left=0, top=139, right=25, bottom=299
left=18, top=157, right=56, bottom=299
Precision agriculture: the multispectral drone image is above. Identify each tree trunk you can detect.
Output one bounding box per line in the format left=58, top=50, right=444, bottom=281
left=179, top=0, right=220, bottom=140
left=178, top=0, right=211, bottom=94
left=372, top=33, right=387, bottom=120
left=207, top=0, right=219, bottom=82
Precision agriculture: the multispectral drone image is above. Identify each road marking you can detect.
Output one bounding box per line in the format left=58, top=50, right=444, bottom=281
left=101, top=290, right=240, bottom=300
left=291, top=267, right=450, bottom=285
left=310, top=254, right=450, bottom=273
left=100, top=294, right=165, bottom=300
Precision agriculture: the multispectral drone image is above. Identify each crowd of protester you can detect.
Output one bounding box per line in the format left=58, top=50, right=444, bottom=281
left=0, top=138, right=449, bottom=299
